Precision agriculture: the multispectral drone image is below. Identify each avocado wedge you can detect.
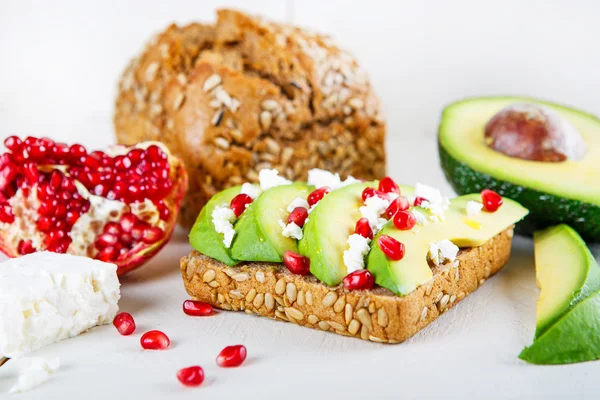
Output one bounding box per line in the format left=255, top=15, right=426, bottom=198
left=438, top=97, right=600, bottom=242
left=189, top=185, right=242, bottom=266
left=519, top=225, right=600, bottom=365
left=367, top=194, right=529, bottom=295
left=532, top=225, right=600, bottom=338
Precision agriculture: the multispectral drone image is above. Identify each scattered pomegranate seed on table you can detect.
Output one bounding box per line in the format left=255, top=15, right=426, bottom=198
left=378, top=176, right=400, bottom=194
left=230, top=193, right=253, bottom=217
left=283, top=251, right=311, bottom=275
left=140, top=330, right=171, bottom=350
left=378, top=234, right=405, bottom=261
left=343, top=270, right=375, bottom=290
left=481, top=189, right=503, bottom=212
left=216, top=345, right=247, bottom=368
left=307, top=187, right=330, bottom=207
left=113, top=312, right=136, bottom=336
left=288, top=206, right=309, bottom=227
left=177, top=366, right=205, bottom=387
left=183, top=300, right=214, bottom=316
left=413, top=196, right=428, bottom=207
left=393, top=210, right=416, bottom=230
left=355, top=218, right=374, bottom=239
left=385, top=196, right=410, bottom=219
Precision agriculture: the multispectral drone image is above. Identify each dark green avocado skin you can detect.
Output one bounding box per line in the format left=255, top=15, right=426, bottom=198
left=439, top=143, right=600, bottom=243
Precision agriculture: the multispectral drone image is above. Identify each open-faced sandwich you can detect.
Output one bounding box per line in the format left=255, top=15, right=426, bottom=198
left=181, top=169, right=528, bottom=343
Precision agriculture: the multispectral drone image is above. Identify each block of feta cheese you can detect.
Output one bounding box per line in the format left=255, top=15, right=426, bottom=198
left=0, top=252, right=120, bottom=358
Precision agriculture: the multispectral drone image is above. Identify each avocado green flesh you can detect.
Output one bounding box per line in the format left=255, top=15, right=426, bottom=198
left=533, top=225, right=600, bottom=338
left=439, top=96, right=600, bottom=242
left=368, top=194, right=529, bottom=295
left=231, top=183, right=313, bottom=263
left=189, top=185, right=242, bottom=266
left=519, top=289, right=600, bottom=365
left=299, top=183, right=375, bottom=286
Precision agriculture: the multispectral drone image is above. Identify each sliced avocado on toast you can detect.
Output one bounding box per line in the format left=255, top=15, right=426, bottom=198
left=368, top=194, right=529, bottom=295
left=231, top=183, right=313, bottom=262
left=519, top=224, right=600, bottom=365
left=189, top=185, right=242, bottom=266
left=438, top=97, right=600, bottom=242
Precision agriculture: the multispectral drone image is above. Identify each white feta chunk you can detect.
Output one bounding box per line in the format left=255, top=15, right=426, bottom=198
left=258, top=168, right=291, bottom=190
left=212, top=204, right=237, bottom=248
left=0, top=252, right=120, bottom=358
left=359, top=195, right=391, bottom=234
left=343, top=234, right=371, bottom=273
left=240, top=183, right=262, bottom=200
left=412, top=209, right=428, bottom=226
left=9, top=357, right=60, bottom=393
left=278, top=219, right=303, bottom=240
left=307, top=168, right=359, bottom=190
left=286, top=197, right=310, bottom=213
left=414, top=183, right=450, bottom=217
left=428, top=239, right=459, bottom=266
left=466, top=200, right=483, bottom=217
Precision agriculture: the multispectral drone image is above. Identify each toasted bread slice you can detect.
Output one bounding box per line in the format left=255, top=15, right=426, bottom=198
left=180, top=227, right=514, bottom=343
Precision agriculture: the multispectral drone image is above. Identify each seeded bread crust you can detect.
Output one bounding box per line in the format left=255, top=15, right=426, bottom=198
left=180, top=228, right=514, bottom=343
left=114, top=9, right=386, bottom=229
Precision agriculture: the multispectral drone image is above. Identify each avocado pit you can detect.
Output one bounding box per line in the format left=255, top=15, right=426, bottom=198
left=484, top=103, right=586, bottom=162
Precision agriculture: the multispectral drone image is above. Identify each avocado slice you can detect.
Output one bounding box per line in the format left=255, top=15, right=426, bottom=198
left=438, top=97, right=600, bottom=242
left=231, top=183, right=313, bottom=262
left=189, top=185, right=243, bottom=266
left=518, top=225, right=600, bottom=365
left=532, top=225, right=600, bottom=338
left=367, top=194, right=529, bottom=295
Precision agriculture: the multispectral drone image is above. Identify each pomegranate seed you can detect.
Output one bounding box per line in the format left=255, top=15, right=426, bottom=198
left=27, top=144, right=48, bottom=160
left=131, top=225, right=145, bottom=241
left=481, top=189, right=503, bottom=212
left=183, top=300, right=213, bottom=316
left=142, top=226, right=164, bottom=244
left=17, top=240, right=36, bottom=255
left=4, top=136, right=22, bottom=151
left=48, top=238, right=71, bottom=254
left=157, top=200, right=171, bottom=220
left=113, top=312, right=136, bottom=336
left=355, top=218, right=374, bottom=239
left=393, top=211, right=416, bottom=230
left=307, top=187, right=330, bottom=207
left=22, top=163, right=39, bottom=185
left=343, top=270, right=375, bottom=290
left=65, top=211, right=80, bottom=227
left=24, top=136, right=37, bottom=146
left=0, top=163, right=18, bottom=190
left=55, top=204, right=67, bottom=219
left=288, top=207, right=308, bottom=227
left=414, top=196, right=427, bottom=207
left=283, top=251, right=310, bottom=275
left=361, top=187, right=376, bottom=202
left=378, top=176, right=400, bottom=194
left=141, top=330, right=170, bottom=350
left=378, top=234, right=405, bottom=261
left=61, top=177, right=76, bottom=193
left=145, top=145, right=166, bottom=162
left=216, top=345, right=247, bottom=368
left=230, top=193, right=253, bottom=217
left=104, top=222, right=121, bottom=236
left=69, top=144, right=87, bottom=160
left=96, top=233, right=118, bottom=249
left=49, top=170, right=62, bottom=190
left=120, top=213, right=137, bottom=232
left=96, top=246, right=117, bottom=261
left=0, top=204, right=14, bottom=223
left=114, top=155, right=132, bottom=171
left=127, top=148, right=144, bottom=164
left=52, top=144, right=70, bottom=159
left=37, top=216, right=53, bottom=232
left=177, top=366, right=205, bottom=387
left=384, top=196, right=410, bottom=219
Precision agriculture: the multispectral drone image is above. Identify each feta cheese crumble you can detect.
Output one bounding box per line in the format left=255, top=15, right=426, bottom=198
left=359, top=195, right=391, bottom=234
left=413, top=183, right=450, bottom=218
left=240, top=182, right=262, bottom=200
left=412, top=209, right=428, bottom=226
left=258, top=168, right=291, bottom=190
left=0, top=252, right=120, bottom=358
left=278, top=219, right=303, bottom=240
left=343, top=234, right=372, bottom=273
left=286, top=197, right=309, bottom=213
left=9, top=357, right=60, bottom=394
left=307, top=168, right=359, bottom=190
left=428, top=239, right=459, bottom=266
left=466, top=200, right=483, bottom=217
left=212, top=204, right=237, bottom=248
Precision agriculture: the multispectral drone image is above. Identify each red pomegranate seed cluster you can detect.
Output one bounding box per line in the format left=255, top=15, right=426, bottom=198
left=283, top=250, right=311, bottom=275
left=385, top=196, right=409, bottom=219
left=481, top=189, right=503, bottom=212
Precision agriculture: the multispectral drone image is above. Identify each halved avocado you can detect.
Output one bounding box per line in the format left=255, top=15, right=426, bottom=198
left=532, top=225, right=600, bottom=338
left=438, top=97, right=600, bottom=242
left=367, top=194, right=529, bottom=295
left=231, top=183, right=313, bottom=263
left=189, top=185, right=242, bottom=266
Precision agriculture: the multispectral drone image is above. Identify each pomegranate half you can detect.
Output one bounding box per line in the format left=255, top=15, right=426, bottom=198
left=0, top=136, right=187, bottom=275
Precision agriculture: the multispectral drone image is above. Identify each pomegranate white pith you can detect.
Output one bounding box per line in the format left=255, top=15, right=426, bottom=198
left=0, top=137, right=187, bottom=275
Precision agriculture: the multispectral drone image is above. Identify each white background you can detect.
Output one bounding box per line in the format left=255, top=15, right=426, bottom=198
left=1, top=1, right=599, bottom=398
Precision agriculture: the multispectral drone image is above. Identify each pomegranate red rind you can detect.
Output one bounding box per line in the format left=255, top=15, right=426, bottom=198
left=0, top=137, right=188, bottom=276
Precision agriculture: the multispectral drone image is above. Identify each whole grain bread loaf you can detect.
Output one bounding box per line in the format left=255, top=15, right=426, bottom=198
left=180, top=228, right=514, bottom=343
left=114, top=9, right=386, bottom=229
